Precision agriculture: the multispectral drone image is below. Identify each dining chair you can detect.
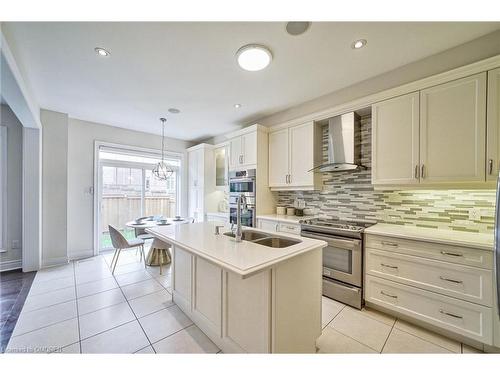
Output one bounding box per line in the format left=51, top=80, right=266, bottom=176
left=108, top=225, right=146, bottom=274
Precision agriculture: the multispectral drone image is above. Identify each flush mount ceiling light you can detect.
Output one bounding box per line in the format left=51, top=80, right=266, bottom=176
left=94, top=47, right=110, bottom=57
left=234, top=104, right=242, bottom=109
left=285, top=22, right=311, bottom=36
left=351, top=39, right=367, bottom=49
left=168, top=108, right=180, bottom=114
left=236, top=44, right=272, bottom=72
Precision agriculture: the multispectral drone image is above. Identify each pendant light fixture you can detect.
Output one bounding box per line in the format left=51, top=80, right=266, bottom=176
left=152, top=117, right=173, bottom=180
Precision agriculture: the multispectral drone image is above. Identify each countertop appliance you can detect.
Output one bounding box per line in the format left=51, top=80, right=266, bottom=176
left=301, top=218, right=375, bottom=309
left=229, top=169, right=256, bottom=227
left=310, top=112, right=361, bottom=173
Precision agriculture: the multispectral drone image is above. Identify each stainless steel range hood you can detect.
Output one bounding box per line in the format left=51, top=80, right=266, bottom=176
left=310, top=112, right=361, bottom=172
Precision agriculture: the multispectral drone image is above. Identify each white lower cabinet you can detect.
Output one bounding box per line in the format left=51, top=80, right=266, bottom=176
left=172, top=246, right=193, bottom=313
left=365, top=234, right=494, bottom=345
left=365, top=275, right=492, bottom=344
left=172, top=244, right=322, bottom=353
left=224, top=270, right=271, bottom=353
left=256, top=218, right=300, bottom=235
left=192, top=257, right=222, bottom=336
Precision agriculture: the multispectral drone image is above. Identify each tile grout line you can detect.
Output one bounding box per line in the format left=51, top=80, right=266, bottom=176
left=112, top=260, right=159, bottom=354
left=326, top=326, right=378, bottom=353
left=72, top=261, right=83, bottom=354
left=322, top=303, right=346, bottom=329
left=379, top=316, right=397, bottom=353
left=390, top=320, right=456, bottom=353
left=10, top=283, right=175, bottom=340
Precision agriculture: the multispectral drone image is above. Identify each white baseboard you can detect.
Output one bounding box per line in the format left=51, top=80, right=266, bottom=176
left=68, top=249, right=94, bottom=261
left=0, top=259, right=22, bottom=272
left=42, top=256, right=69, bottom=268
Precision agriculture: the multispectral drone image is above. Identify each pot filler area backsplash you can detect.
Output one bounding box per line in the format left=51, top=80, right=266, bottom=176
left=273, top=114, right=496, bottom=234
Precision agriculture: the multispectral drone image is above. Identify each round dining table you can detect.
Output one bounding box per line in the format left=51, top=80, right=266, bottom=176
left=125, top=217, right=191, bottom=273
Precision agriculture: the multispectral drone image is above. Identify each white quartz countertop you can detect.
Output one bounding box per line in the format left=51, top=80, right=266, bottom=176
left=364, top=223, right=494, bottom=251
left=147, top=222, right=326, bottom=277
left=256, top=214, right=317, bottom=224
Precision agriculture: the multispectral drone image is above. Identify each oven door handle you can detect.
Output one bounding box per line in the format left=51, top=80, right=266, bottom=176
left=301, top=232, right=361, bottom=250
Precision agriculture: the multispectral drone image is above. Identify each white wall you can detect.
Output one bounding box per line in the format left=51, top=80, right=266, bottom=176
left=0, top=104, right=23, bottom=271
left=66, top=117, right=191, bottom=260
left=41, top=109, right=69, bottom=266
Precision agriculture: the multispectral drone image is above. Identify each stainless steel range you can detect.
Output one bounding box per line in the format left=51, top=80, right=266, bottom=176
left=300, top=218, right=375, bottom=309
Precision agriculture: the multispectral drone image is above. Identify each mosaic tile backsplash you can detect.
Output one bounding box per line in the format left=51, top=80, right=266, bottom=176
left=273, top=114, right=496, bottom=234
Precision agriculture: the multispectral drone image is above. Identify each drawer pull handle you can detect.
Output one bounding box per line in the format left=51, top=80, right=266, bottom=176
left=380, top=291, right=398, bottom=299
left=439, top=276, right=463, bottom=284
left=381, top=241, right=398, bottom=247
left=440, top=251, right=463, bottom=257
left=439, top=309, right=463, bottom=319
left=381, top=263, right=398, bottom=269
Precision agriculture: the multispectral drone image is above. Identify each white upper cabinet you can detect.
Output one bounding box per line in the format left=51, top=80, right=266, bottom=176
left=289, top=122, right=316, bottom=187
left=487, top=67, right=500, bottom=181
left=269, top=121, right=320, bottom=190
left=229, top=130, right=258, bottom=170
left=372, top=92, right=420, bottom=185
left=419, top=73, right=486, bottom=183
left=229, top=136, right=242, bottom=170
left=241, top=132, right=257, bottom=166
left=268, top=128, right=289, bottom=187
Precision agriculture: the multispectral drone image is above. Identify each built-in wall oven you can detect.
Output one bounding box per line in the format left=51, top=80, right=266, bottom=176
left=229, top=169, right=256, bottom=227
left=301, top=219, right=374, bottom=309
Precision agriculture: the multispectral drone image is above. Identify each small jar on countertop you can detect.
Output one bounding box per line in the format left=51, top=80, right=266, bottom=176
left=276, top=206, right=286, bottom=215
left=286, top=207, right=295, bottom=216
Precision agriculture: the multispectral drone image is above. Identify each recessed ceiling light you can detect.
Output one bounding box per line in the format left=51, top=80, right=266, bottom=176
left=168, top=108, right=180, bottom=114
left=236, top=44, right=272, bottom=72
left=94, top=47, right=110, bottom=57
left=234, top=104, right=242, bottom=109
left=285, top=22, right=311, bottom=36
left=351, top=39, right=367, bottom=50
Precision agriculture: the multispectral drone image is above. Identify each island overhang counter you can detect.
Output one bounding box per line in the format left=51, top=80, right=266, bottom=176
left=146, top=222, right=327, bottom=353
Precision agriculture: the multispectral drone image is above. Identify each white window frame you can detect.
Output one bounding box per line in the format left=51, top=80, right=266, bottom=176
left=93, top=141, right=184, bottom=255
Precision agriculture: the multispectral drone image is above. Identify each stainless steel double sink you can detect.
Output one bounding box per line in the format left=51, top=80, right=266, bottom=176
left=223, top=229, right=301, bottom=248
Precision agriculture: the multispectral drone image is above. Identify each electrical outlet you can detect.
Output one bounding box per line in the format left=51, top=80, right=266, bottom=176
left=468, top=208, right=481, bottom=221
left=12, top=240, right=20, bottom=249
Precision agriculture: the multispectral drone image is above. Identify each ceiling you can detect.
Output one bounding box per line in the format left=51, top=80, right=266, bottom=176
left=3, top=22, right=500, bottom=141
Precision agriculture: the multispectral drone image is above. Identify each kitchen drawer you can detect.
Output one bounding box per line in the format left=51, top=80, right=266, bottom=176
left=366, top=248, right=493, bottom=306
left=278, top=222, right=301, bottom=235
left=365, top=275, right=493, bottom=344
left=257, top=219, right=279, bottom=232
left=365, top=235, right=493, bottom=269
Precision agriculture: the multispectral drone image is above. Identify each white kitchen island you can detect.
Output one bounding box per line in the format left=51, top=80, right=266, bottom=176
left=146, top=222, right=326, bottom=353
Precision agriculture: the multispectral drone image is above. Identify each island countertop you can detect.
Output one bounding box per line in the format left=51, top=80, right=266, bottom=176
left=146, top=222, right=327, bottom=277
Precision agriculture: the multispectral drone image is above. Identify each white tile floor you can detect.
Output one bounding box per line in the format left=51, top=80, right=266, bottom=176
left=317, top=296, right=483, bottom=354
left=4, top=248, right=484, bottom=354
left=5, top=249, right=221, bottom=354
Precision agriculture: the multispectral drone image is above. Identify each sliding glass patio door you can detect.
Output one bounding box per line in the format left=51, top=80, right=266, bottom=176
left=97, top=146, right=181, bottom=252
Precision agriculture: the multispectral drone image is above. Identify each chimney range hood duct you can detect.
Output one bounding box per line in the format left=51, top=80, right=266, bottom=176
left=310, top=112, right=361, bottom=172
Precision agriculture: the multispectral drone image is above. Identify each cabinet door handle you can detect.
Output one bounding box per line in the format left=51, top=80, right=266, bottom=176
left=380, top=291, right=398, bottom=299
left=439, top=309, right=463, bottom=319
left=439, top=276, right=463, bottom=284
left=381, top=241, right=398, bottom=247
left=414, top=165, right=420, bottom=179
left=288, top=174, right=291, bottom=184
left=381, top=263, right=398, bottom=269
left=488, top=159, right=494, bottom=175
left=421, top=164, right=425, bottom=179
left=440, top=251, right=463, bottom=257
left=275, top=224, right=279, bottom=231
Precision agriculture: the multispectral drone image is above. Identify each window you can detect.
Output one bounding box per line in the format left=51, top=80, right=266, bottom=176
left=97, top=146, right=182, bottom=251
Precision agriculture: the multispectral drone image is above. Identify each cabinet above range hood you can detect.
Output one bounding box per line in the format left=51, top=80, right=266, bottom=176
left=310, top=112, right=361, bottom=172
